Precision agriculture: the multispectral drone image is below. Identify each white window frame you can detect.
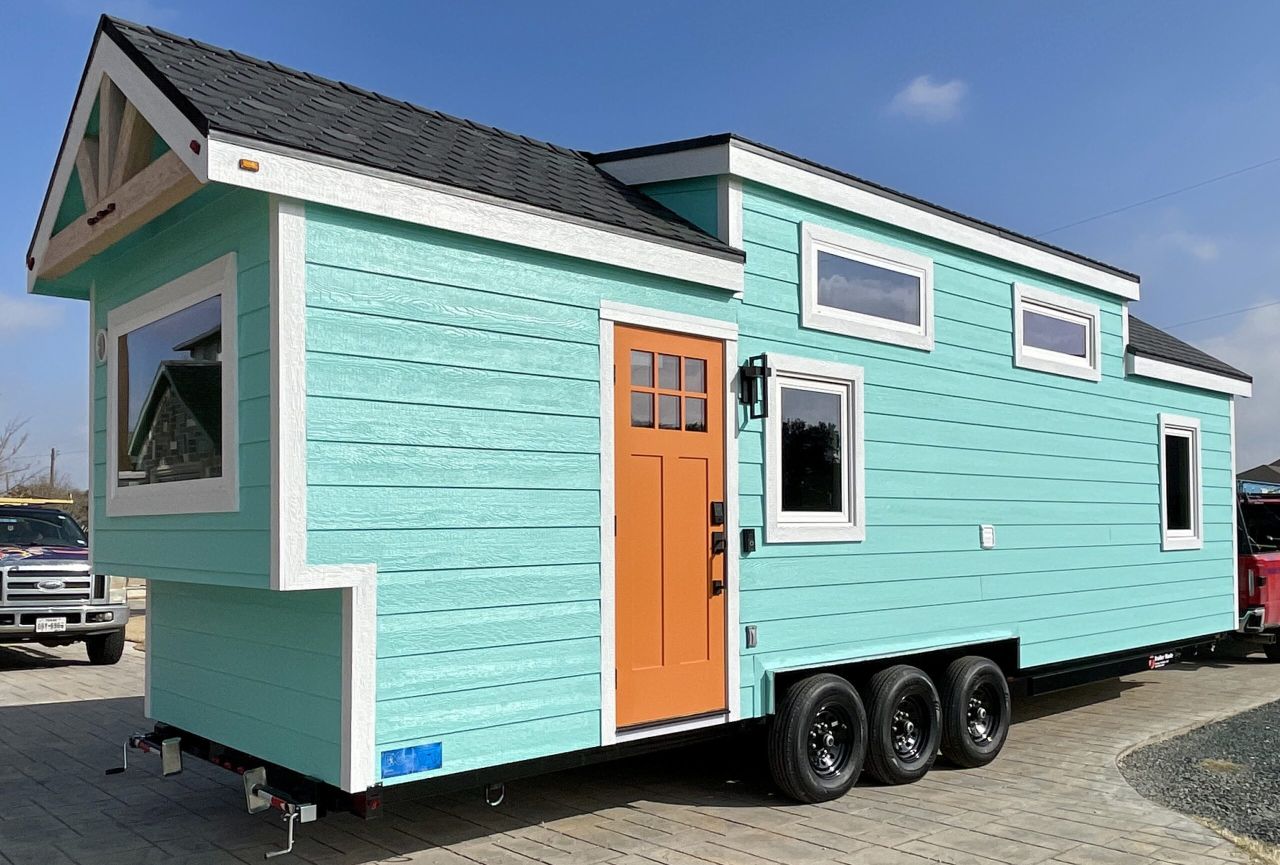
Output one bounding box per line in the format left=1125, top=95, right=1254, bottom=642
left=105, top=253, right=239, bottom=516
left=1012, top=283, right=1102, bottom=382
left=1158, top=413, right=1203, bottom=551
left=766, top=354, right=866, bottom=543
left=800, top=222, right=934, bottom=351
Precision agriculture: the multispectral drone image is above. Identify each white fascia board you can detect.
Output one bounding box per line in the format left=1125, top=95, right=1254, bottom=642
left=1126, top=353, right=1252, bottom=398
left=209, top=134, right=743, bottom=294
left=28, top=33, right=208, bottom=292
left=596, top=140, right=1141, bottom=301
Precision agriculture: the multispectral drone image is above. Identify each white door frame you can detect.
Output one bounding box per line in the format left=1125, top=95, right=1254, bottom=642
left=598, top=300, right=741, bottom=746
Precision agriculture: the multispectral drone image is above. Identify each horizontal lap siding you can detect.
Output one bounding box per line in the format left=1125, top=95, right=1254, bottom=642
left=148, top=580, right=343, bottom=784
left=737, top=183, right=1235, bottom=706
left=90, top=187, right=272, bottom=587
left=303, top=206, right=736, bottom=783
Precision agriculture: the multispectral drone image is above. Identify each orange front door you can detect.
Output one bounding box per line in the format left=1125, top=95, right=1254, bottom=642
left=614, top=324, right=727, bottom=729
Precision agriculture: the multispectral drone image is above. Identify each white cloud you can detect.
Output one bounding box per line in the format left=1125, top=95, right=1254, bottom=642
left=1197, top=303, right=1280, bottom=471
left=0, top=295, right=63, bottom=335
left=1161, top=229, right=1220, bottom=262
left=889, top=75, right=968, bottom=123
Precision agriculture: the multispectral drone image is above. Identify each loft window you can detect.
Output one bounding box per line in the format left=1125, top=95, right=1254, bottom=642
left=800, top=222, right=934, bottom=351
left=766, top=354, right=865, bottom=543
left=106, top=254, right=238, bottom=516
left=1159, top=414, right=1203, bottom=551
left=1012, top=283, right=1102, bottom=381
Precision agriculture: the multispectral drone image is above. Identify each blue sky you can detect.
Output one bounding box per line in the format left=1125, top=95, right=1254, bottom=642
left=3, top=1, right=1277, bottom=486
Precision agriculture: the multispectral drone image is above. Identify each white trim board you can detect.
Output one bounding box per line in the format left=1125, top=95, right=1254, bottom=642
left=28, top=31, right=208, bottom=292
left=598, top=302, right=741, bottom=747
left=1012, top=282, right=1102, bottom=383
left=596, top=140, right=1141, bottom=301
left=209, top=134, right=743, bottom=294
left=268, top=196, right=377, bottom=792
left=1230, top=397, right=1240, bottom=623
left=1158, top=413, right=1204, bottom=552
left=1126, top=353, right=1252, bottom=398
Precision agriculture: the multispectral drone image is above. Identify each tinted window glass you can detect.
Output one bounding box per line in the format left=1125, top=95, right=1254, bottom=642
left=817, top=251, right=921, bottom=326
left=118, top=296, right=222, bottom=487
left=781, top=386, right=843, bottom=512
left=1165, top=434, right=1192, bottom=531
left=1023, top=309, right=1087, bottom=358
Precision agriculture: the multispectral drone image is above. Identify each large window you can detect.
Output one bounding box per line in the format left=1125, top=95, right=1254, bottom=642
left=800, top=223, right=934, bottom=351
left=766, top=354, right=865, bottom=543
left=1159, top=414, right=1202, bottom=551
left=1012, top=283, right=1102, bottom=381
left=106, top=254, right=238, bottom=516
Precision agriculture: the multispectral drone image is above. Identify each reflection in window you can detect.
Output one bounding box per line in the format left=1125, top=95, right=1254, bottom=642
left=685, top=397, right=706, bottom=432
left=117, top=296, right=222, bottom=487
left=659, top=394, right=681, bottom=430
left=817, top=251, right=922, bottom=326
left=658, top=354, right=680, bottom=390
left=1164, top=433, right=1192, bottom=532
left=630, top=392, right=654, bottom=428
left=630, top=351, right=652, bottom=387
left=684, top=358, right=706, bottom=393
left=780, top=386, right=843, bottom=512
left=1023, top=309, right=1087, bottom=358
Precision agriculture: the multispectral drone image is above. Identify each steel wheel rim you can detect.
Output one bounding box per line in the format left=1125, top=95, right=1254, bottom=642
left=807, top=702, right=854, bottom=777
left=891, top=695, right=929, bottom=762
left=967, top=683, right=1000, bottom=746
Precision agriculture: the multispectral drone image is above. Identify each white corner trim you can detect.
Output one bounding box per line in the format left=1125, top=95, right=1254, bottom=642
left=268, top=196, right=377, bottom=792
left=1121, top=303, right=1130, bottom=352
left=1230, top=398, right=1240, bottom=623
left=598, top=302, right=741, bottom=746
left=87, top=279, right=97, bottom=573
left=209, top=134, right=743, bottom=294
left=1158, top=413, right=1204, bottom=552
left=28, top=32, right=208, bottom=292
left=765, top=353, right=867, bottom=544
left=717, top=176, right=744, bottom=250
left=104, top=253, right=239, bottom=516
left=143, top=587, right=152, bottom=718
left=1012, top=282, right=1103, bottom=383
left=800, top=222, right=934, bottom=351
left=596, top=140, right=1141, bottom=301
left=1126, top=353, right=1253, bottom=398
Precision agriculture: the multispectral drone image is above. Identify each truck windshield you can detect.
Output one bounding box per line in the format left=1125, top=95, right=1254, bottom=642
left=0, top=514, right=87, bottom=548
left=1240, top=499, right=1280, bottom=553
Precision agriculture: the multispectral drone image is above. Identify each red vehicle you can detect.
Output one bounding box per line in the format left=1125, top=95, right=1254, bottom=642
left=1237, top=488, right=1280, bottom=660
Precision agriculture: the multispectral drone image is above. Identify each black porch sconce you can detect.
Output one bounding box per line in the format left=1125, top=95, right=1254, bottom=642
left=738, top=353, right=772, bottom=420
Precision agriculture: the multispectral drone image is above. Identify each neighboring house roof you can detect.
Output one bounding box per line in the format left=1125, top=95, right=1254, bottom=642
left=591, top=133, right=1140, bottom=284
left=1127, top=315, right=1251, bottom=383
left=1240, top=460, right=1280, bottom=484
left=172, top=325, right=220, bottom=354
left=99, top=17, right=740, bottom=262
left=127, top=360, right=221, bottom=456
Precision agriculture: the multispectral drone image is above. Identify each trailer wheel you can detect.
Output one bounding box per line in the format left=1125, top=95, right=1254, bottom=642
left=939, top=656, right=1010, bottom=768
left=864, top=665, right=941, bottom=785
left=86, top=630, right=125, bottom=665
left=768, top=673, right=867, bottom=803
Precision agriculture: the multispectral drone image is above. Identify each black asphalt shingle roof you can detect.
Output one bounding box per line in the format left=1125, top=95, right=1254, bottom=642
left=99, top=17, right=740, bottom=261
left=1128, top=315, right=1250, bottom=382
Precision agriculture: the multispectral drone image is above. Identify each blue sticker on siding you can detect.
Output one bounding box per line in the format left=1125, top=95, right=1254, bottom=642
left=380, top=742, right=442, bottom=778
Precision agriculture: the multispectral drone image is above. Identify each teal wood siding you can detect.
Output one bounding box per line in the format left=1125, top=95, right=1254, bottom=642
left=89, top=186, right=272, bottom=588
left=733, top=181, right=1236, bottom=713
left=302, top=206, right=736, bottom=784
left=638, top=178, right=721, bottom=238
left=148, top=580, right=344, bottom=785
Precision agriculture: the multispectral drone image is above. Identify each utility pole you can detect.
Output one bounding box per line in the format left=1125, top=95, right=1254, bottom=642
left=48, top=448, right=56, bottom=487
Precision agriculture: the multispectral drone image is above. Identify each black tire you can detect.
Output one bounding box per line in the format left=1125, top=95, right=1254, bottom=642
left=939, top=656, right=1010, bottom=768
left=86, top=630, right=125, bottom=665
left=864, top=665, right=941, bottom=785
left=768, top=673, right=868, bottom=803
left=1264, top=641, right=1280, bottom=663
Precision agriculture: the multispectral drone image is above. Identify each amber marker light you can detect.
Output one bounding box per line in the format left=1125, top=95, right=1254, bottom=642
left=238, top=158, right=260, bottom=172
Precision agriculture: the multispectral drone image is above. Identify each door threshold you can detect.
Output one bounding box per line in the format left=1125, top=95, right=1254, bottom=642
left=615, top=710, right=729, bottom=743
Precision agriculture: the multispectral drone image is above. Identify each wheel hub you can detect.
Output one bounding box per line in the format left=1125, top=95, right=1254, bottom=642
left=967, top=685, right=999, bottom=745
left=891, top=705, right=923, bottom=759
left=807, top=705, right=852, bottom=777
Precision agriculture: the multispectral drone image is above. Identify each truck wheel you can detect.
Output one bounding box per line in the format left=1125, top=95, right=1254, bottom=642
left=940, top=656, right=1010, bottom=768
left=86, top=631, right=125, bottom=665
left=768, top=673, right=867, bottom=802
left=864, top=665, right=941, bottom=785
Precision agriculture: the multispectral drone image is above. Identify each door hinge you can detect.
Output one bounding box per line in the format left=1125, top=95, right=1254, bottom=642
left=613, top=515, right=617, bottom=535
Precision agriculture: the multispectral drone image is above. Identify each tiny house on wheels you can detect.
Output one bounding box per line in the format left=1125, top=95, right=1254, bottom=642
left=29, top=15, right=1253, bottom=843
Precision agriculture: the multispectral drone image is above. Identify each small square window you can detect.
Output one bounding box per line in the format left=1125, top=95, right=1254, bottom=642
left=1159, top=414, right=1203, bottom=551
left=630, top=351, right=653, bottom=387
left=658, top=354, right=680, bottom=390
left=684, top=357, right=706, bottom=394
left=1012, top=283, right=1102, bottom=382
left=630, top=392, right=654, bottom=428
left=685, top=397, right=707, bottom=432
left=658, top=394, right=681, bottom=430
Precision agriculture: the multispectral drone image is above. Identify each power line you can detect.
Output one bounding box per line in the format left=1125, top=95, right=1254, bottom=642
left=1161, top=298, right=1280, bottom=330
left=1035, top=154, right=1280, bottom=238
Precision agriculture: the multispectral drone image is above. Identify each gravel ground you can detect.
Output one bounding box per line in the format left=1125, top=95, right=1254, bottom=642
left=1120, top=697, right=1280, bottom=846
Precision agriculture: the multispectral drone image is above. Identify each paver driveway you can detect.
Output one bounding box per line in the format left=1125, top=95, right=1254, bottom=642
left=1, top=641, right=1277, bottom=865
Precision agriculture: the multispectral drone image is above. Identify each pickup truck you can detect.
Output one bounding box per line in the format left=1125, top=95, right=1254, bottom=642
left=0, top=504, right=129, bottom=664
left=1237, top=488, right=1280, bottom=660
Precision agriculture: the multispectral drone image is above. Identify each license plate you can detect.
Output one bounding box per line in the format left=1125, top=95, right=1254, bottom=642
left=35, top=618, right=66, bottom=634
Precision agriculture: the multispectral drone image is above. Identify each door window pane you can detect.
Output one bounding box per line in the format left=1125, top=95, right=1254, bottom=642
left=817, top=251, right=921, bottom=326
left=630, top=392, right=653, bottom=428
left=117, top=295, right=223, bottom=487
left=684, top=358, right=706, bottom=393
left=658, top=354, right=680, bottom=390
left=685, top=397, right=707, bottom=432
left=1023, top=309, right=1087, bottom=358
left=781, top=386, right=843, bottom=512
left=1165, top=434, right=1192, bottom=531
left=630, top=351, right=653, bottom=387
left=659, top=394, right=681, bottom=430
